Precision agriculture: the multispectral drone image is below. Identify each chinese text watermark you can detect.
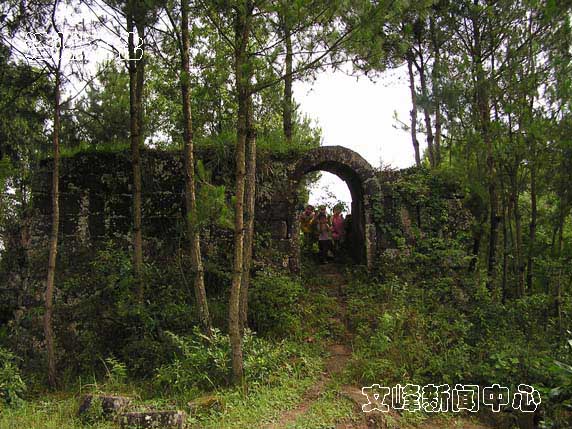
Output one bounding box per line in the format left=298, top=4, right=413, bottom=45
left=361, top=383, right=541, bottom=413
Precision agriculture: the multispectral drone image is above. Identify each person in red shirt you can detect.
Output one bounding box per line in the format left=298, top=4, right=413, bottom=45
left=331, top=205, right=345, bottom=257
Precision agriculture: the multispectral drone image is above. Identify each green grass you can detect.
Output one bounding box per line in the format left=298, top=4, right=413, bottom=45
left=191, top=376, right=317, bottom=428
left=285, top=385, right=359, bottom=429
left=0, top=395, right=114, bottom=429
left=0, top=345, right=325, bottom=429
left=0, top=375, right=320, bottom=429
left=59, top=141, right=131, bottom=158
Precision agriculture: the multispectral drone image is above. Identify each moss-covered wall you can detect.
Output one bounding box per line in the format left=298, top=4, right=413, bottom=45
left=22, top=147, right=473, bottom=274
left=28, top=148, right=300, bottom=260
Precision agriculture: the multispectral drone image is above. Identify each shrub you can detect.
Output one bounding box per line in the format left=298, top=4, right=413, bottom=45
left=248, top=270, right=304, bottom=338
left=155, top=327, right=318, bottom=396
left=0, top=346, right=26, bottom=408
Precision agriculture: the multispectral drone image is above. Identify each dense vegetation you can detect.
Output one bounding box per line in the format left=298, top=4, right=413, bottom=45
left=1, top=0, right=572, bottom=428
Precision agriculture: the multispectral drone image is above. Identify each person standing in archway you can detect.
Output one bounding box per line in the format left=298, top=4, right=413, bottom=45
left=300, top=204, right=316, bottom=251
left=331, top=204, right=345, bottom=257
left=317, top=212, right=332, bottom=264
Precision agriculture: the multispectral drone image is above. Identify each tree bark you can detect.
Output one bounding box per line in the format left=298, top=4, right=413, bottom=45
left=512, top=178, right=525, bottom=297
left=229, top=0, right=252, bottom=387
left=406, top=52, right=421, bottom=167
left=44, top=7, right=64, bottom=389
left=472, top=2, right=498, bottom=291
left=240, top=97, right=256, bottom=334
left=282, top=16, right=293, bottom=144
left=45, top=67, right=60, bottom=391
left=181, top=0, right=212, bottom=336
left=501, top=191, right=508, bottom=302
left=127, top=14, right=145, bottom=302
left=526, top=160, right=537, bottom=291
left=416, top=49, right=435, bottom=168
left=430, top=16, right=441, bottom=166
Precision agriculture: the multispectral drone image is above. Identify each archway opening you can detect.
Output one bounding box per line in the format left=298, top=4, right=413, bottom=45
left=285, top=146, right=379, bottom=272
left=292, top=162, right=368, bottom=267
left=299, top=169, right=364, bottom=265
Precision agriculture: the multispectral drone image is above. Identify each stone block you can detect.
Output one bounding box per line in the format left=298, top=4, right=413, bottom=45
left=119, top=410, right=186, bottom=428
left=78, top=394, right=131, bottom=419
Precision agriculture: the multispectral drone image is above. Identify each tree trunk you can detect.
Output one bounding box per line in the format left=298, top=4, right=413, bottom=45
left=502, top=203, right=510, bottom=303
left=526, top=153, right=537, bottom=293
left=434, top=103, right=442, bottom=166
left=416, top=50, right=435, bottom=168
left=406, top=52, right=421, bottom=167
left=229, top=0, right=252, bottom=387
left=430, top=16, right=441, bottom=166
left=128, top=15, right=144, bottom=302
left=45, top=67, right=61, bottom=391
left=181, top=0, right=212, bottom=336
left=507, top=115, right=524, bottom=298
left=501, top=193, right=508, bottom=302
left=557, top=212, right=565, bottom=256
left=240, top=97, right=256, bottom=334
left=512, top=181, right=525, bottom=297
left=472, top=3, right=498, bottom=291
left=282, top=17, right=293, bottom=144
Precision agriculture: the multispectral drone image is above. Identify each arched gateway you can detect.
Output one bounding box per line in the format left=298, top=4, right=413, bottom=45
left=285, top=146, right=380, bottom=271
left=25, top=146, right=383, bottom=276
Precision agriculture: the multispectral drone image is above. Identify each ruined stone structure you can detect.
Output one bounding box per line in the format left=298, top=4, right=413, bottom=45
left=284, top=146, right=381, bottom=271
left=0, top=143, right=475, bottom=323
left=26, top=145, right=386, bottom=273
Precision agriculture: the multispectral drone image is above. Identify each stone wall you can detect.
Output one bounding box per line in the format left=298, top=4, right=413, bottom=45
left=28, top=148, right=302, bottom=263
left=21, top=147, right=473, bottom=276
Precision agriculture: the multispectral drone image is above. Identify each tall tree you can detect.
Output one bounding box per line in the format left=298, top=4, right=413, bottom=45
left=406, top=49, right=421, bottom=166
left=4, top=0, right=104, bottom=387
left=279, top=3, right=293, bottom=144
left=429, top=13, right=442, bottom=166
left=229, top=0, right=253, bottom=386
left=125, top=1, right=146, bottom=302
left=411, top=18, right=436, bottom=168
left=239, top=96, right=255, bottom=334
left=179, top=0, right=212, bottom=335
left=44, top=0, right=64, bottom=388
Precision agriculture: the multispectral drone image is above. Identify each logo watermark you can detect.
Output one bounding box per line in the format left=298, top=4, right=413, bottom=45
left=361, top=383, right=541, bottom=413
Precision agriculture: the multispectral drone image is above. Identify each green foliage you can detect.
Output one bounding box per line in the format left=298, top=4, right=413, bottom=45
left=286, top=387, right=359, bottom=429
left=155, top=327, right=318, bottom=396
left=0, top=346, right=26, bottom=408
left=0, top=395, right=114, bottom=429
left=541, top=335, right=572, bottom=427
left=256, top=112, right=322, bottom=155
left=248, top=270, right=304, bottom=338
left=78, top=396, right=105, bottom=425
left=59, top=140, right=130, bottom=158
left=72, top=61, right=130, bottom=149
left=193, top=159, right=234, bottom=230
left=347, top=232, right=566, bottom=396
left=101, top=357, right=128, bottom=392
left=187, top=359, right=323, bottom=428
left=6, top=242, right=204, bottom=381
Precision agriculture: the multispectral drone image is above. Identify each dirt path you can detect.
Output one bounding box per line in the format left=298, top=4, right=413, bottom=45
left=265, top=264, right=493, bottom=429
left=263, top=264, right=366, bottom=429
left=264, top=342, right=353, bottom=429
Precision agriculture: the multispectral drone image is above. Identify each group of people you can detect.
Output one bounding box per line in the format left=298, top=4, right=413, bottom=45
left=299, top=204, right=351, bottom=263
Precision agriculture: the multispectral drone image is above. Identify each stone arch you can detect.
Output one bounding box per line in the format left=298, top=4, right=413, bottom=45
left=287, top=146, right=380, bottom=271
